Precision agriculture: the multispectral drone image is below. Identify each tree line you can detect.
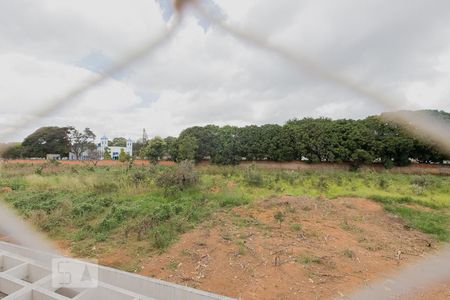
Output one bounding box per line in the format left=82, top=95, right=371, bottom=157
left=141, top=110, right=449, bottom=168
left=2, top=110, right=449, bottom=168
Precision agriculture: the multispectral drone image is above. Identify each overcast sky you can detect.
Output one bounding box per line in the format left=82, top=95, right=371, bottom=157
left=1, top=0, right=449, bottom=142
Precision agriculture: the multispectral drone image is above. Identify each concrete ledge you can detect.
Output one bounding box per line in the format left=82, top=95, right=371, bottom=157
left=0, top=242, right=234, bottom=300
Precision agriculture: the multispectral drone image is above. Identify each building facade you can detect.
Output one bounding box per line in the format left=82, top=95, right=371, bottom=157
left=99, top=136, right=133, bottom=160
left=68, top=136, right=133, bottom=160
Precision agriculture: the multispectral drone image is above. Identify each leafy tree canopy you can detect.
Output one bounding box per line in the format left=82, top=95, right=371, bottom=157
left=21, top=126, right=71, bottom=158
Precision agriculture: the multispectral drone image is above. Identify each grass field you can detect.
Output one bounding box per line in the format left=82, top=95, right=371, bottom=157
left=0, top=161, right=449, bottom=262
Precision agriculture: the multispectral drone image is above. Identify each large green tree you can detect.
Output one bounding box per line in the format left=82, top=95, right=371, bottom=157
left=21, top=126, right=71, bottom=158
left=164, top=136, right=179, bottom=161
left=211, top=126, right=241, bottom=165
left=143, top=137, right=166, bottom=163
left=68, top=127, right=96, bottom=160
left=238, top=125, right=264, bottom=160
left=259, top=124, right=295, bottom=161
left=178, top=125, right=219, bottom=161
left=1, top=144, right=24, bottom=159
left=177, top=134, right=198, bottom=161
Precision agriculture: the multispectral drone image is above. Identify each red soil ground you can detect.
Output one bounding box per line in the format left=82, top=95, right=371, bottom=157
left=96, top=197, right=448, bottom=300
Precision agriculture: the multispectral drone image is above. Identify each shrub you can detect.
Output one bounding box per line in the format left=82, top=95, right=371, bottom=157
left=35, top=165, right=44, bottom=175
left=243, top=165, right=263, bottom=187
left=410, top=176, right=431, bottom=195
left=343, top=249, right=355, bottom=258
left=350, top=149, right=373, bottom=170
left=378, top=177, right=389, bottom=189
left=290, top=223, right=301, bottom=231
left=316, top=175, right=329, bottom=192
left=130, top=170, right=147, bottom=184
left=274, top=211, right=285, bottom=228
left=151, top=225, right=176, bottom=250
left=279, top=170, right=299, bottom=185
left=156, top=161, right=198, bottom=190
left=96, top=204, right=137, bottom=233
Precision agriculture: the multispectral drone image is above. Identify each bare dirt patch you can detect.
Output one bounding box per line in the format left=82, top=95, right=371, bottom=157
left=126, top=197, right=442, bottom=299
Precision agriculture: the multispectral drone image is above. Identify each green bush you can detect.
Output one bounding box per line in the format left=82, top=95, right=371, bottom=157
left=278, top=170, right=300, bottom=185
left=130, top=170, right=148, bottom=184
left=156, top=161, right=198, bottom=190
left=35, top=165, right=44, bottom=175
left=411, top=176, right=428, bottom=187
left=96, top=204, right=137, bottom=233
left=243, top=165, right=263, bottom=187
left=316, top=175, right=329, bottom=192
left=378, top=177, right=389, bottom=189
left=151, top=225, right=177, bottom=250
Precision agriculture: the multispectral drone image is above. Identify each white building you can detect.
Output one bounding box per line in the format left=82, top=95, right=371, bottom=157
left=99, top=136, right=133, bottom=160
left=69, top=136, right=133, bottom=160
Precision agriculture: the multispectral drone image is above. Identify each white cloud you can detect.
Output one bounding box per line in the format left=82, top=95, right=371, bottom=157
left=0, top=0, right=449, bottom=142
left=0, top=53, right=142, bottom=140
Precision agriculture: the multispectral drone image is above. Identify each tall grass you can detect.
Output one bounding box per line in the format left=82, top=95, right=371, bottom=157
left=0, top=163, right=449, bottom=255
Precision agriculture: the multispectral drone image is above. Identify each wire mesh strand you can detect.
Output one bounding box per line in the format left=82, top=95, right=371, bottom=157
left=0, top=2, right=449, bottom=293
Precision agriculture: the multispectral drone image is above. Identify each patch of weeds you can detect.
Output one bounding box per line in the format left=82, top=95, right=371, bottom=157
left=303, top=229, right=320, bottom=239
left=92, top=181, right=118, bottom=194
left=71, top=240, right=96, bottom=257
left=217, top=193, right=249, bottom=207
left=384, top=205, right=450, bottom=241
left=180, top=249, right=191, bottom=256
left=94, top=232, right=108, bottom=242
left=279, top=170, right=300, bottom=185
left=236, top=240, right=247, bottom=256
left=352, top=215, right=363, bottom=222
left=302, top=206, right=312, bottom=211
left=150, top=225, right=177, bottom=251
left=410, top=176, right=429, bottom=188
left=156, top=161, right=198, bottom=191
left=316, top=176, right=329, bottom=192
left=243, top=165, right=264, bottom=187
left=343, top=249, right=355, bottom=259
left=232, top=215, right=260, bottom=228
left=378, top=177, right=389, bottom=189
left=296, top=253, right=322, bottom=265
left=363, top=243, right=383, bottom=252
left=369, top=195, right=441, bottom=209
left=285, top=204, right=296, bottom=213
left=411, top=184, right=425, bottom=196
left=167, top=260, right=179, bottom=270
left=344, top=202, right=356, bottom=209
left=34, top=165, right=45, bottom=175
left=340, top=219, right=362, bottom=233
left=356, top=236, right=367, bottom=243
left=130, top=170, right=148, bottom=184
left=220, top=232, right=233, bottom=241
left=274, top=211, right=285, bottom=228
left=290, top=223, right=301, bottom=232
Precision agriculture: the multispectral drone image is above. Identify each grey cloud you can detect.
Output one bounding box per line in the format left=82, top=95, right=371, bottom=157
left=0, top=0, right=449, bottom=141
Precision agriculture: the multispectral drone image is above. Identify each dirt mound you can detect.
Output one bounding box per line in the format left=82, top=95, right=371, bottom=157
left=131, top=197, right=441, bottom=299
